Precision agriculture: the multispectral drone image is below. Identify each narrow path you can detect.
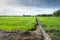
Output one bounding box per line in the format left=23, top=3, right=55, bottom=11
left=36, top=17, right=51, bottom=40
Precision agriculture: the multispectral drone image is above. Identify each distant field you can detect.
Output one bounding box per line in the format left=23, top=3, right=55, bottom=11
left=38, top=17, right=60, bottom=40
left=0, top=17, right=35, bottom=31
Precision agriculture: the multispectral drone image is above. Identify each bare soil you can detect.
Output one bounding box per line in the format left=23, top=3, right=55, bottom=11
left=0, top=28, right=43, bottom=40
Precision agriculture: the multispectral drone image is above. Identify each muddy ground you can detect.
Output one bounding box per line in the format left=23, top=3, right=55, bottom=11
left=0, top=29, right=43, bottom=40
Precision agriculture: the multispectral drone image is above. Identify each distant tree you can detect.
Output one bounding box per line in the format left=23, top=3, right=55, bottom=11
left=37, top=14, right=41, bottom=16
left=23, top=15, right=31, bottom=17
left=41, top=14, right=52, bottom=17
left=41, top=14, right=47, bottom=16
left=37, top=14, right=52, bottom=17
left=53, top=10, right=60, bottom=16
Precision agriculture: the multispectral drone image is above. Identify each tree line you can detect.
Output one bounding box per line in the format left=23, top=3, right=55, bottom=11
left=23, top=10, right=60, bottom=17
left=0, top=10, right=60, bottom=17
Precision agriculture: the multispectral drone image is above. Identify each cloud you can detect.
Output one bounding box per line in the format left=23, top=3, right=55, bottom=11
left=0, top=0, right=60, bottom=16
left=8, top=0, right=60, bottom=8
left=0, top=0, right=60, bottom=9
left=0, top=7, right=59, bottom=16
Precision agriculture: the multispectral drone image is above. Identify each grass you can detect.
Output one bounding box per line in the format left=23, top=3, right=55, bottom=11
left=0, top=17, right=35, bottom=31
left=38, top=17, right=60, bottom=40
left=38, top=17, right=60, bottom=30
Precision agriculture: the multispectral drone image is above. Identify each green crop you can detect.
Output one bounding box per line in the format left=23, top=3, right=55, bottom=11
left=0, top=17, right=35, bottom=31
left=38, top=17, right=60, bottom=40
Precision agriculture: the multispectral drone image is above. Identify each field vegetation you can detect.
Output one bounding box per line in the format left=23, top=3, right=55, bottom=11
left=0, top=17, right=35, bottom=31
left=0, top=16, right=60, bottom=40
left=38, top=17, right=60, bottom=40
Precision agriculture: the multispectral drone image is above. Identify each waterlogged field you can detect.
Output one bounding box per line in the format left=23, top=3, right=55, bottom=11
left=38, top=17, right=60, bottom=40
left=0, top=17, right=35, bottom=31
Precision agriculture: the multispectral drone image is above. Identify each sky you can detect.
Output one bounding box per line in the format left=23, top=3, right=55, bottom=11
left=0, top=0, right=60, bottom=16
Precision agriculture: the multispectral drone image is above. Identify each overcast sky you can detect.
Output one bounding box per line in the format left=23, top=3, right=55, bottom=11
left=0, top=0, right=60, bottom=16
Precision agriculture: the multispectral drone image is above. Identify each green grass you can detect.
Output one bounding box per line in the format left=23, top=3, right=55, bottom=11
left=0, top=17, right=35, bottom=31
left=38, top=17, right=60, bottom=30
left=38, top=17, right=60, bottom=40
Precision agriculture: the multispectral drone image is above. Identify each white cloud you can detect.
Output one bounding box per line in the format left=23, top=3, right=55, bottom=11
left=0, top=7, right=59, bottom=15
left=0, top=0, right=59, bottom=16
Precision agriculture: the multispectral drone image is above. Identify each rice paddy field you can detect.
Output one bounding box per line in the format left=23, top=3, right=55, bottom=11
left=38, top=17, right=60, bottom=40
left=0, top=16, right=60, bottom=40
left=0, top=17, right=35, bottom=31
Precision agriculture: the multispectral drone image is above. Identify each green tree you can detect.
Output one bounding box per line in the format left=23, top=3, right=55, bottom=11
left=53, top=10, right=60, bottom=16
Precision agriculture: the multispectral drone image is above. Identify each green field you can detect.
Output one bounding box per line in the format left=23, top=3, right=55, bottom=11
left=0, top=17, right=35, bottom=31
left=0, top=16, right=60, bottom=40
left=38, top=17, right=60, bottom=30
left=38, top=17, right=60, bottom=40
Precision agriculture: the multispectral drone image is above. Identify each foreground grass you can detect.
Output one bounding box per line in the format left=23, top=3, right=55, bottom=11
left=38, top=17, right=60, bottom=40
left=0, top=17, right=35, bottom=31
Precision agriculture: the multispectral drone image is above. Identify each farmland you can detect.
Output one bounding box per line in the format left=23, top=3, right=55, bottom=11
left=0, top=16, right=60, bottom=40
left=38, top=17, right=60, bottom=40
left=0, top=17, right=35, bottom=31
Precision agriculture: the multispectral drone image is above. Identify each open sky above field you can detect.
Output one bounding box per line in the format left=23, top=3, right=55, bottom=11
left=0, top=0, right=60, bottom=15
